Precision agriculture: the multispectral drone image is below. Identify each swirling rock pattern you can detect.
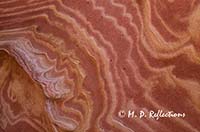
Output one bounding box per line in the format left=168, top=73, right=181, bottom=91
left=0, top=0, right=200, bottom=132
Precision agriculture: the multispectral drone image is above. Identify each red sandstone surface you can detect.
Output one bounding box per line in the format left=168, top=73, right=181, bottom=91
left=0, top=0, right=200, bottom=132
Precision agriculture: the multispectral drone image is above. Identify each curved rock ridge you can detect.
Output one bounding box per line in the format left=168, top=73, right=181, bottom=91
left=0, top=0, right=200, bottom=132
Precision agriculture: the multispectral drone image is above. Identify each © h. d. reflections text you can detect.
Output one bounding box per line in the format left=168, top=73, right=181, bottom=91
left=118, top=110, right=186, bottom=120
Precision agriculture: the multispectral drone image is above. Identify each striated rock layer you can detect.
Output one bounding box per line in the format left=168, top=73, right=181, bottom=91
left=0, top=0, right=200, bottom=132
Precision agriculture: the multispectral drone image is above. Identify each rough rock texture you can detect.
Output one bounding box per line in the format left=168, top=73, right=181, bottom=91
left=0, top=0, right=200, bottom=132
